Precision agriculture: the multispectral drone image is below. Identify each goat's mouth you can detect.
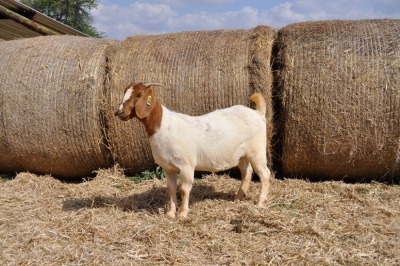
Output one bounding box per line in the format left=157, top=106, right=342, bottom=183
left=120, top=115, right=130, bottom=121
left=119, top=114, right=131, bottom=121
left=114, top=110, right=130, bottom=121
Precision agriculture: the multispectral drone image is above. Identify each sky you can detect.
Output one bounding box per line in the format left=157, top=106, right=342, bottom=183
left=91, top=0, right=400, bottom=40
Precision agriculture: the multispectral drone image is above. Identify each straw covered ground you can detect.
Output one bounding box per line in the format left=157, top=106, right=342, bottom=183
left=1, top=168, right=399, bottom=265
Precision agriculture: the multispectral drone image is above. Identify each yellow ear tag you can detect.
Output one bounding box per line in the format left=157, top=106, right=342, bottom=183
left=146, top=95, right=152, bottom=106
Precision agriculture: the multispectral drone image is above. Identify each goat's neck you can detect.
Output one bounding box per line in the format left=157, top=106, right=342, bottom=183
left=139, top=99, right=163, bottom=137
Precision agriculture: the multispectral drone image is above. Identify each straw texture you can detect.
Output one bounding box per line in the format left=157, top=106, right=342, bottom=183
left=1, top=170, right=399, bottom=264
left=0, top=36, right=115, bottom=177
left=276, top=19, right=400, bottom=181
left=107, top=27, right=276, bottom=174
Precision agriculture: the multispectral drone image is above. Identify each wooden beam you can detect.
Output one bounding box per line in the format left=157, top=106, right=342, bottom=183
left=0, top=4, right=60, bottom=36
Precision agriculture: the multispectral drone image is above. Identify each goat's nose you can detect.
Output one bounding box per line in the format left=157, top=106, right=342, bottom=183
left=114, top=109, right=123, bottom=116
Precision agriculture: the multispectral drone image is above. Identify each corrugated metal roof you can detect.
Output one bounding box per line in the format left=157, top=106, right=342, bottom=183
left=0, top=0, right=87, bottom=40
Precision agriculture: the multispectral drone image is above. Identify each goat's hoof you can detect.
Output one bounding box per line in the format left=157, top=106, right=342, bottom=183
left=235, top=188, right=248, bottom=201
left=166, top=211, right=176, bottom=219
left=177, top=211, right=188, bottom=220
left=256, top=201, right=267, bottom=209
left=234, top=192, right=246, bottom=201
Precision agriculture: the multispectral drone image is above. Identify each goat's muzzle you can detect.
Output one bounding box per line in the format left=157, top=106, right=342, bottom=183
left=114, top=109, right=124, bottom=117
left=114, top=109, right=131, bottom=121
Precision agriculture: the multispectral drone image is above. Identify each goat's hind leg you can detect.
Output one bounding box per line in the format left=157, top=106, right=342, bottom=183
left=235, top=157, right=253, bottom=201
left=249, top=157, right=271, bottom=208
left=255, top=165, right=271, bottom=208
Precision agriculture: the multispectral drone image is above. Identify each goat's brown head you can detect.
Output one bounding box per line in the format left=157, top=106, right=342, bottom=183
left=114, top=82, right=161, bottom=121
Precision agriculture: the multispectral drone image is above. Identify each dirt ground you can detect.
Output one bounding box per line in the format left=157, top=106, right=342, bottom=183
left=1, top=167, right=399, bottom=265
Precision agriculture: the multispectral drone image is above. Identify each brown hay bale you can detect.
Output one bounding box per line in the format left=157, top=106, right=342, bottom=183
left=276, top=19, right=400, bottom=181
left=0, top=36, right=116, bottom=177
left=106, top=26, right=276, bottom=174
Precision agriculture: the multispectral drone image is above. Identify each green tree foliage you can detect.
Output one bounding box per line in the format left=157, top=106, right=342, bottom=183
left=21, top=0, right=104, bottom=38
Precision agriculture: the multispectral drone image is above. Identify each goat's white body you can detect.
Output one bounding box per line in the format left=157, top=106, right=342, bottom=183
left=149, top=105, right=266, bottom=173
left=115, top=83, right=271, bottom=219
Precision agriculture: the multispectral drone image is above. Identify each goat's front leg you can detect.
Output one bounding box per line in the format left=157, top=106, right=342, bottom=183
left=178, top=166, right=195, bottom=219
left=164, top=169, right=178, bottom=219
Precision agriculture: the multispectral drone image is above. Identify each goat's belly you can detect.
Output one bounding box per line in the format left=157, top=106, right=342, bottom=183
left=194, top=149, right=243, bottom=172
left=195, top=162, right=237, bottom=172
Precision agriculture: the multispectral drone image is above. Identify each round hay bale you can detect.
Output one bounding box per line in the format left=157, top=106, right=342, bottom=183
left=276, top=19, right=400, bottom=181
left=0, top=36, right=116, bottom=178
left=106, top=26, right=276, bottom=174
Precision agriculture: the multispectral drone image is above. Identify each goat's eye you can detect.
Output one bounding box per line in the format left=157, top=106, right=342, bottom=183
left=136, top=93, right=142, bottom=99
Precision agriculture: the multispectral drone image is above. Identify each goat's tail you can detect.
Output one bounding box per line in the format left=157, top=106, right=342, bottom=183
left=250, top=93, right=266, bottom=115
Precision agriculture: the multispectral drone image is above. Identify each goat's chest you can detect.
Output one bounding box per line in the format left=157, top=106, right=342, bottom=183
left=149, top=134, right=192, bottom=170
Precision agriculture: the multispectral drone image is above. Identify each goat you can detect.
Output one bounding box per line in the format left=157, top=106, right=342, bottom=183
left=115, top=82, right=271, bottom=219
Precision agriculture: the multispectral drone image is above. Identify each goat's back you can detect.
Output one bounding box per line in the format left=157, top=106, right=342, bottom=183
left=171, top=105, right=265, bottom=139
left=150, top=105, right=266, bottom=172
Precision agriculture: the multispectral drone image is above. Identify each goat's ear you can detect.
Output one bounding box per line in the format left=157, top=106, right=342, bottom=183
left=135, top=88, right=156, bottom=119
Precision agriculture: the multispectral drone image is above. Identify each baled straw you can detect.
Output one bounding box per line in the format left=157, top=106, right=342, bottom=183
left=276, top=19, right=400, bottom=181
left=0, top=36, right=116, bottom=177
left=107, top=26, right=276, bottom=174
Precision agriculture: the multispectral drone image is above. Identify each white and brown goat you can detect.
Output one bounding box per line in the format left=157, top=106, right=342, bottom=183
left=115, top=82, right=271, bottom=219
